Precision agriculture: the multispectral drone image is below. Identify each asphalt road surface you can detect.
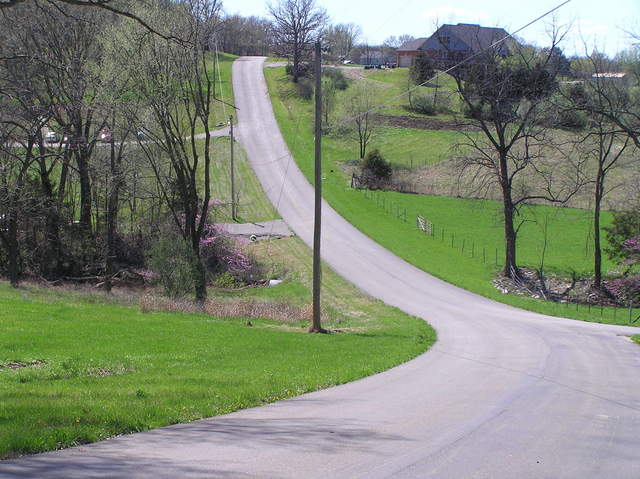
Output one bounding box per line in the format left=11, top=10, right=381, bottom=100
left=1, top=56, right=639, bottom=479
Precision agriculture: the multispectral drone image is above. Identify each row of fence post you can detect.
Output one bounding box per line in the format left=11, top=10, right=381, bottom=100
left=363, top=187, right=408, bottom=223
left=356, top=187, right=639, bottom=324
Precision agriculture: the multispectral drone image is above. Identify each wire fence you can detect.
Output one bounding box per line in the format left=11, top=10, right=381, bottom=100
left=358, top=186, right=504, bottom=267
left=355, top=186, right=640, bottom=325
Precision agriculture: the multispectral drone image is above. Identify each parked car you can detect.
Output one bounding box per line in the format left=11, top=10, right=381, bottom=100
left=99, top=127, right=113, bottom=143
left=45, top=131, right=60, bottom=143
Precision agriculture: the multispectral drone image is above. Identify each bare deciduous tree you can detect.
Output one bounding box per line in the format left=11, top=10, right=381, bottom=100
left=568, top=52, right=637, bottom=290
left=217, top=14, right=273, bottom=56
left=268, top=0, right=328, bottom=82
left=0, top=0, right=184, bottom=43
left=324, top=23, right=360, bottom=59
left=450, top=30, right=584, bottom=279
left=111, top=0, right=223, bottom=303
left=344, top=83, right=379, bottom=159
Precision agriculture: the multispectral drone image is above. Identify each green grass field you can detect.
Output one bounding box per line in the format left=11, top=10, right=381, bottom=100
left=0, top=283, right=433, bottom=459
left=208, top=137, right=279, bottom=223
left=264, top=66, right=640, bottom=327
left=0, top=67, right=437, bottom=459
left=209, top=52, right=237, bottom=130
left=360, top=67, right=462, bottom=117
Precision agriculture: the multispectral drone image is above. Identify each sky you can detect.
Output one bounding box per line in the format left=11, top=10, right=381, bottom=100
left=222, top=0, right=639, bottom=57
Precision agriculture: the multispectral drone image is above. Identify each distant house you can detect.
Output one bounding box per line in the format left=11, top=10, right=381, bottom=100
left=397, top=23, right=512, bottom=68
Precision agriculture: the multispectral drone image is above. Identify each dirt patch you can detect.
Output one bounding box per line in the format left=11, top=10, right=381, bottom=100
left=339, top=66, right=365, bottom=81
left=139, top=295, right=326, bottom=324
left=372, top=114, right=479, bottom=132
left=0, top=360, right=46, bottom=370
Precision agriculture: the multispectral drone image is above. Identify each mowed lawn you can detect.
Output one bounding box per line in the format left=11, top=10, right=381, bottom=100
left=264, top=66, right=640, bottom=327
left=0, top=284, right=434, bottom=459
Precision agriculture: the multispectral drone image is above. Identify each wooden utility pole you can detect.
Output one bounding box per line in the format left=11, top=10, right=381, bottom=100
left=310, top=40, right=326, bottom=333
left=229, top=115, right=237, bottom=221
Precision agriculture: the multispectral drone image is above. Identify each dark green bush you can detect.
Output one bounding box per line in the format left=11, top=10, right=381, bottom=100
left=322, top=68, right=349, bottom=90
left=605, top=209, right=640, bottom=264
left=149, top=231, right=197, bottom=299
left=556, top=108, right=588, bottom=129
left=410, top=92, right=451, bottom=115
left=285, top=62, right=312, bottom=79
left=294, top=78, right=314, bottom=100
left=361, top=149, right=392, bottom=189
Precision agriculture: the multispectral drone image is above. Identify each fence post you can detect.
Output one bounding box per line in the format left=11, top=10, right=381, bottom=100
left=495, top=248, right=498, bottom=266
left=451, top=234, right=454, bottom=248
left=462, top=239, right=465, bottom=253
left=472, top=242, right=475, bottom=258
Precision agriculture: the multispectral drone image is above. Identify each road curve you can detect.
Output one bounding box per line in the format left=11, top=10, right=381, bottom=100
left=2, top=56, right=639, bottom=479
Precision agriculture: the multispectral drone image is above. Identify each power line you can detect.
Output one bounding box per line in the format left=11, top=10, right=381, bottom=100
left=339, top=0, right=573, bottom=125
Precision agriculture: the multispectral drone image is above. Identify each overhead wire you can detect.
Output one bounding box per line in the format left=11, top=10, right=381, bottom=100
left=230, top=0, right=573, bottom=277
left=339, top=0, right=573, bottom=126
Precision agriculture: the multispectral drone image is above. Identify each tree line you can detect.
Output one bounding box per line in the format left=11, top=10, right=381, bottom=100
left=0, top=0, right=249, bottom=302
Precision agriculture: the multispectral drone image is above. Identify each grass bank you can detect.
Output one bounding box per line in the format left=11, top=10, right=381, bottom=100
left=264, top=66, right=640, bottom=327
left=0, top=283, right=432, bottom=459
left=1, top=80, right=436, bottom=458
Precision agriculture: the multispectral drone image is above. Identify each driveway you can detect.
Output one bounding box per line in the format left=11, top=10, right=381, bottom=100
left=1, top=56, right=638, bottom=479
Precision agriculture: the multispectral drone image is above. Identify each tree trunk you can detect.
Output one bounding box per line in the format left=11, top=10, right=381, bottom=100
left=44, top=210, right=62, bottom=277
left=503, top=198, right=519, bottom=279
left=192, top=248, right=207, bottom=304
left=104, top=148, right=121, bottom=293
left=75, top=148, right=92, bottom=233
left=292, top=42, right=300, bottom=83
left=593, top=171, right=604, bottom=290
left=6, top=212, right=20, bottom=287
left=37, top=158, right=64, bottom=278
left=499, top=154, right=518, bottom=279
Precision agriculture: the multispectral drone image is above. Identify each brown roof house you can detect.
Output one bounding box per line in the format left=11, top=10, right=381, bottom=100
left=397, top=23, right=512, bottom=68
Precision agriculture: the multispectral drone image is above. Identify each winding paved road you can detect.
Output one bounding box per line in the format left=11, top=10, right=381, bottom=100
left=2, top=56, right=639, bottom=479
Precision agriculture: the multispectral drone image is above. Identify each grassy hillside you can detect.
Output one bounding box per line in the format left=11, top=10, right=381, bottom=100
left=264, top=66, right=640, bottom=327
left=0, top=283, right=433, bottom=459
left=0, top=62, right=437, bottom=458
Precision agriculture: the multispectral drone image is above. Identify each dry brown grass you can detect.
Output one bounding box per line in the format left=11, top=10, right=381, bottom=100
left=139, top=294, right=322, bottom=323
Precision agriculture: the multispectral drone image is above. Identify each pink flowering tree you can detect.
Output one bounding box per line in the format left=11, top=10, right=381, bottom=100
left=199, top=222, right=253, bottom=281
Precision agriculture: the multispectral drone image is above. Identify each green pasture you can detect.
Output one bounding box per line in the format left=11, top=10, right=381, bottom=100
left=360, top=67, right=462, bottom=117
left=208, top=137, right=279, bottom=223
left=264, top=66, right=640, bottom=327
